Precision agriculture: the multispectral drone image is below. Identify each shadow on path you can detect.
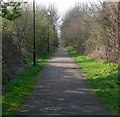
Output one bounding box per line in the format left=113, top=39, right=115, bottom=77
left=15, top=47, right=112, bottom=116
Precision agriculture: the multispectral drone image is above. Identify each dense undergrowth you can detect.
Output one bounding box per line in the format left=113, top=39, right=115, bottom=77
left=68, top=46, right=119, bottom=115
left=2, top=50, right=55, bottom=116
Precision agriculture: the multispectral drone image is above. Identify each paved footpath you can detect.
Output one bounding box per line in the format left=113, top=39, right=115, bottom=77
left=15, top=47, right=112, bottom=116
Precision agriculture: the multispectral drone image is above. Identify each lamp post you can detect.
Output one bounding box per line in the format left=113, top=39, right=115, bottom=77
left=53, top=24, right=56, bottom=50
left=33, top=0, right=36, bottom=66
left=47, top=21, right=50, bottom=52
left=47, top=12, right=50, bottom=53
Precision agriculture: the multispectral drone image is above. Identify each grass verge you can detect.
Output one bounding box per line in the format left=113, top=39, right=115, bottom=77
left=2, top=50, right=56, bottom=116
left=68, top=46, right=119, bottom=115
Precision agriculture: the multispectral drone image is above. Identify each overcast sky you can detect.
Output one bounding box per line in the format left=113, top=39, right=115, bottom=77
left=27, top=0, right=99, bottom=16
left=5, top=0, right=118, bottom=16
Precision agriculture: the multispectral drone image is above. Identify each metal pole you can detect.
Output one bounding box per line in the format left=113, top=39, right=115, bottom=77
left=117, top=2, right=120, bottom=115
left=47, top=21, right=50, bottom=53
left=33, top=0, right=36, bottom=66
left=54, top=24, right=56, bottom=49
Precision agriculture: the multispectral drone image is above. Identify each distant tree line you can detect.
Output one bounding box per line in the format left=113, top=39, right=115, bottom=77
left=61, top=1, right=120, bottom=63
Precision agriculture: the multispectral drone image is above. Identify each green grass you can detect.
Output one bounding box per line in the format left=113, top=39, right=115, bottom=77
left=68, top=46, right=119, bottom=115
left=2, top=50, right=56, bottom=116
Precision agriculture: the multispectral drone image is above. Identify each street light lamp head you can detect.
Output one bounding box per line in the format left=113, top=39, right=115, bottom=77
left=47, top=12, right=50, bottom=16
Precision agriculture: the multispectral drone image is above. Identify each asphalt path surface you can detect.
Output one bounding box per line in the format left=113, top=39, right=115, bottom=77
left=15, top=47, right=111, bottom=116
